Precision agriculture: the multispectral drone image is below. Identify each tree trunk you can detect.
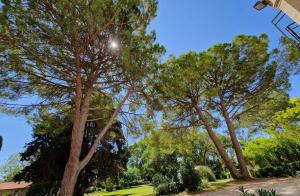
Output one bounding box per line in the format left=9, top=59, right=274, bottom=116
left=59, top=160, right=81, bottom=196
left=59, top=51, right=93, bottom=196
left=194, top=106, right=242, bottom=179
left=220, top=100, right=251, bottom=179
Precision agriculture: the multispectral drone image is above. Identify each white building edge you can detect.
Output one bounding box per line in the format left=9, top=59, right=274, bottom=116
left=254, top=0, right=300, bottom=44
left=266, top=0, right=300, bottom=25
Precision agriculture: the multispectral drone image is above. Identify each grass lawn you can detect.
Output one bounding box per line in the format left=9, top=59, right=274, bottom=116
left=202, top=178, right=234, bottom=191
left=87, top=185, right=154, bottom=196
left=87, top=179, right=233, bottom=196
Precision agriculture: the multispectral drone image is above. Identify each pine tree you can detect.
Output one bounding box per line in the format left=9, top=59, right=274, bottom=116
left=0, top=1, right=163, bottom=194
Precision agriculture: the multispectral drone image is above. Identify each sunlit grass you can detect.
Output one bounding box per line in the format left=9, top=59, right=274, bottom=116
left=203, top=178, right=234, bottom=191
left=87, top=179, right=234, bottom=196
left=87, top=185, right=154, bottom=196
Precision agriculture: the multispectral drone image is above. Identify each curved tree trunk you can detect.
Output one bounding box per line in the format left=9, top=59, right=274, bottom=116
left=220, top=100, right=251, bottom=179
left=194, top=106, right=242, bottom=179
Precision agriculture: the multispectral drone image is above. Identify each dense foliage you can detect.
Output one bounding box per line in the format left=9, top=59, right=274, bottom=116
left=148, top=34, right=290, bottom=179
left=244, top=99, right=300, bottom=177
left=14, top=116, right=129, bottom=196
left=126, top=129, right=233, bottom=194
left=178, top=160, right=201, bottom=192
left=129, top=128, right=232, bottom=180
left=279, top=37, right=300, bottom=75
left=195, top=165, right=216, bottom=182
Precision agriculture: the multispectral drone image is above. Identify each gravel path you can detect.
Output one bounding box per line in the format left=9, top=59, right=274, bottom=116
left=193, top=178, right=300, bottom=196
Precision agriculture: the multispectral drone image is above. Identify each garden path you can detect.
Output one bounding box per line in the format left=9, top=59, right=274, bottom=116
left=192, top=177, right=300, bottom=196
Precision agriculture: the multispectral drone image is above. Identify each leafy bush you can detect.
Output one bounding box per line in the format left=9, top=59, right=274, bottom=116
left=179, top=160, right=201, bottom=192
left=238, top=186, right=280, bottom=196
left=201, top=179, right=210, bottom=189
left=196, top=165, right=216, bottom=181
left=123, top=167, right=141, bottom=187
left=207, top=159, right=230, bottom=179
left=152, top=173, right=169, bottom=187
left=152, top=174, right=184, bottom=195
left=251, top=162, right=300, bottom=178
left=244, top=112, right=300, bottom=178
left=85, top=186, right=96, bottom=194
left=155, top=181, right=184, bottom=195
left=156, top=183, right=169, bottom=195
left=167, top=181, right=184, bottom=194
left=104, top=178, right=114, bottom=192
left=118, top=178, right=129, bottom=189
left=220, top=170, right=232, bottom=179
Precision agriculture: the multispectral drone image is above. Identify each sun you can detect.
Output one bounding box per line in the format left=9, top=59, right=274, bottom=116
left=110, top=40, right=119, bottom=50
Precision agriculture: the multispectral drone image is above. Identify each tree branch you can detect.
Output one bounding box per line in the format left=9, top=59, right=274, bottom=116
left=79, top=89, right=133, bottom=170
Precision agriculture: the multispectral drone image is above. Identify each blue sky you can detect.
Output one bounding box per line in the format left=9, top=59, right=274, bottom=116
left=0, top=0, right=299, bottom=165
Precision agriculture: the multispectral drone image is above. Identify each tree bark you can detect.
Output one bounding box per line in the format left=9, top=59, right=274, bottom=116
left=194, top=106, right=242, bottom=179
left=220, top=99, right=251, bottom=179
left=59, top=51, right=94, bottom=196
left=58, top=93, right=92, bottom=196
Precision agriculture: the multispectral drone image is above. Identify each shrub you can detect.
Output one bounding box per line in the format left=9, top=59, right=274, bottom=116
left=152, top=173, right=169, bottom=187
left=152, top=174, right=184, bottom=195
left=220, top=170, right=232, bottom=179
left=104, top=178, right=114, bottom=192
left=119, top=178, right=129, bottom=189
left=124, top=167, right=141, bottom=187
left=114, top=184, right=122, bottom=190
left=156, top=183, right=169, bottom=195
left=244, top=135, right=300, bottom=178
left=167, top=181, right=184, bottom=194
left=251, top=162, right=300, bottom=178
left=85, top=186, right=96, bottom=194
left=238, top=186, right=280, bottom=196
left=196, top=165, right=216, bottom=182
left=201, top=179, right=210, bottom=189
left=179, top=160, right=201, bottom=192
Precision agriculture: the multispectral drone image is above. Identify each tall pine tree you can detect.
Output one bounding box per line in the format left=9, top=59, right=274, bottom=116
left=0, top=1, right=164, bottom=194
